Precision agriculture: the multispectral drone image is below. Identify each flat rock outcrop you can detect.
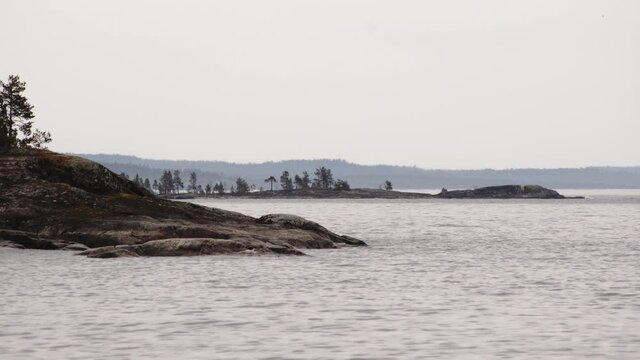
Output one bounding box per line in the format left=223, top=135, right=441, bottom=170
left=80, top=238, right=305, bottom=258
left=256, top=214, right=367, bottom=246
left=0, top=149, right=366, bottom=256
left=434, top=185, right=566, bottom=199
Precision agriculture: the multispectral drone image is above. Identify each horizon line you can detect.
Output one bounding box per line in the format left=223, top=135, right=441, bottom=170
left=68, top=152, right=640, bottom=172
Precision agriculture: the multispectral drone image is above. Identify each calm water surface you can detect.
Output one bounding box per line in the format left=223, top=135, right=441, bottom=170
left=1, top=191, right=639, bottom=359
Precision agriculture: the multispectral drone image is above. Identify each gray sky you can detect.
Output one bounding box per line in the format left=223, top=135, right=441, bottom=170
left=2, top=0, right=639, bottom=169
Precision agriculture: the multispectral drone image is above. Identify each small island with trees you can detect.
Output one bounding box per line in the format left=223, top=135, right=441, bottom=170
left=142, top=166, right=424, bottom=199
left=140, top=166, right=575, bottom=200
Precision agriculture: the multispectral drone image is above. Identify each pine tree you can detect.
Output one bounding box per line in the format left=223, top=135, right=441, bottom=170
left=280, top=171, right=294, bottom=191
left=301, top=171, right=311, bottom=189
left=313, top=167, right=334, bottom=189
left=384, top=180, right=393, bottom=191
left=160, top=170, right=174, bottom=194
left=264, top=176, right=277, bottom=191
left=213, top=182, right=225, bottom=195
left=173, top=170, right=184, bottom=193
left=235, top=177, right=250, bottom=194
left=188, top=172, right=198, bottom=193
left=0, top=75, right=51, bottom=150
left=294, top=175, right=303, bottom=190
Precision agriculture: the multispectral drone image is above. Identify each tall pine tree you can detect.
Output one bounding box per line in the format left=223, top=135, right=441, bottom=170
left=0, top=75, right=51, bottom=151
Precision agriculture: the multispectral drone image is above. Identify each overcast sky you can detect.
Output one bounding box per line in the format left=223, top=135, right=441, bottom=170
left=2, top=1, right=639, bottom=169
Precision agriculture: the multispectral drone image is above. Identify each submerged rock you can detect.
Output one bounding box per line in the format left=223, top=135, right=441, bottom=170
left=0, top=149, right=366, bottom=257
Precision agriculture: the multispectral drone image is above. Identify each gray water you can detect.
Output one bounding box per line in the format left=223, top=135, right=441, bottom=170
left=1, top=191, right=639, bottom=359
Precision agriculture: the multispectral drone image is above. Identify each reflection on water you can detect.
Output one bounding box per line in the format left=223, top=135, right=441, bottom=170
left=1, top=193, right=639, bottom=359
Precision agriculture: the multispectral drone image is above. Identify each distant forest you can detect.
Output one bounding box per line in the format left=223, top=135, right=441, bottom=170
left=72, top=154, right=640, bottom=189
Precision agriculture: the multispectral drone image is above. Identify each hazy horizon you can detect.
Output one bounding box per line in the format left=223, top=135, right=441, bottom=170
left=3, top=0, right=639, bottom=168
left=75, top=153, right=640, bottom=189
left=74, top=151, right=640, bottom=171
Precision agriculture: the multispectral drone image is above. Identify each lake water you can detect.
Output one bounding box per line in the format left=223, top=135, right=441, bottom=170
left=1, top=190, right=639, bottom=359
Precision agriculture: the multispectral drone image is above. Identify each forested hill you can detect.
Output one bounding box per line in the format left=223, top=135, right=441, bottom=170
left=72, top=154, right=640, bottom=189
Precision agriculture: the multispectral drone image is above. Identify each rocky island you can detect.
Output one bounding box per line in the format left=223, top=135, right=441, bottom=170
left=170, top=185, right=575, bottom=200
left=0, top=149, right=366, bottom=257
left=433, top=185, right=571, bottom=199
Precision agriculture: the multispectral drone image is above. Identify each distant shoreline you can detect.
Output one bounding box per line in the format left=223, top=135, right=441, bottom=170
left=74, top=153, right=640, bottom=190
left=164, top=185, right=584, bottom=200
left=167, top=188, right=431, bottom=200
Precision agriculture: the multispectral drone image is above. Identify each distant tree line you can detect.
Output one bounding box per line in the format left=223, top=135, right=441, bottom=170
left=119, top=166, right=375, bottom=196
left=263, top=166, right=351, bottom=192
left=121, top=170, right=226, bottom=196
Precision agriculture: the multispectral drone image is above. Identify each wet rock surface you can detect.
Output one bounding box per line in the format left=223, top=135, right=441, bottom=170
left=79, top=238, right=307, bottom=258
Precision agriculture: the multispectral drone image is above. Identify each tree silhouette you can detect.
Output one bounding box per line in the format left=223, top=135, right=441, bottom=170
left=313, top=167, right=334, bottom=189
left=384, top=180, right=393, bottom=191
left=264, top=176, right=277, bottom=191
left=159, top=170, right=174, bottom=194
left=301, top=171, right=311, bottom=189
left=280, top=171, right=294, bottom=191
left=294, top=175, right=303, bottom=190
left=0, top=75, right=51, bottom=151
left=188, top=172, right=198, bottom=193
left=213, top=182, right=225, bottom=195
left=334, top=179, right=351, bottom=191
left=173, top=170, right=184, bottom=193
left=235, top=177, right=250, bottom=194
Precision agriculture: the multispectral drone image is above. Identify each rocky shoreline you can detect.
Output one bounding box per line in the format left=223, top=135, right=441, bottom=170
left=0, top=150, right=580, bottom=257
left=0, top=150, right=366, bottom=257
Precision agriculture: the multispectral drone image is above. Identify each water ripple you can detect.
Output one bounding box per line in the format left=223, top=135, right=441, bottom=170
left=1, top=193, right=639, bottom=359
